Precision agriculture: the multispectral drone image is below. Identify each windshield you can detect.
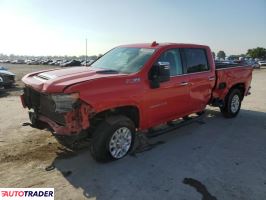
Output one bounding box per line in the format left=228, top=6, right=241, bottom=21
left=91, top=47, right=155, bottom=74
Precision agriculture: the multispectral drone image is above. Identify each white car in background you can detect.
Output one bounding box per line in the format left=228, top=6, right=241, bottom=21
left=258, top=60, right=266, bottom=68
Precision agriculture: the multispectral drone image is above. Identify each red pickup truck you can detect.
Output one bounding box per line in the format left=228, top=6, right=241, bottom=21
left=21, top=42, right=253, bottom=162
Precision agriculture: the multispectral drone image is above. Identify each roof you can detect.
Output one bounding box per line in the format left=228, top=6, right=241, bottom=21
left=118, top=42, right=209, bottom=49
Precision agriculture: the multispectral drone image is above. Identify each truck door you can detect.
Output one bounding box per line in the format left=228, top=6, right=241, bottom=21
left=146, top=48, right=190, bottom=127
left=182, top=48, right=215, bottom=112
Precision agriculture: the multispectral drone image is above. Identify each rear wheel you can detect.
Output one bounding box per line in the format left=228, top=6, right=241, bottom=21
left=220, top=88, right=242, bottom=118
left=90, top=115, right=135, bottom=162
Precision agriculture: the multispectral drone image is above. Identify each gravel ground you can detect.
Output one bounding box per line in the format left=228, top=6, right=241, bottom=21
left=0, top=64, right=266, bottom=200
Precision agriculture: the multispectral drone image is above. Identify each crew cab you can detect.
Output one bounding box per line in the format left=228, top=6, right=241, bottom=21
left=20, top=42, right=253, bottom=162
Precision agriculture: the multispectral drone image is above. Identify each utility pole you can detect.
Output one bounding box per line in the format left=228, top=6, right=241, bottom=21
left=85, top=38, right=88, bottom=66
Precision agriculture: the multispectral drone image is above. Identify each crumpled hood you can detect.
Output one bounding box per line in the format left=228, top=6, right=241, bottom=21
left=22, top=67, right=125, bottom=93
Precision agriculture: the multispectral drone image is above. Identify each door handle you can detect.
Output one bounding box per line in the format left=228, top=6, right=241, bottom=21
left=208, top=77, right=215, bottom=81
left=179, top=82, right=189, bottom=86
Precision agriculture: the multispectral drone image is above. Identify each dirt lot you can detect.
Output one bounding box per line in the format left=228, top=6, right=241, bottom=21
left=0, top=64, right=266, bottom=200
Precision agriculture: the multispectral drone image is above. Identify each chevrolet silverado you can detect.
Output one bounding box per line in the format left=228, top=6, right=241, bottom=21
left=21, top=42, right=253, bottom=162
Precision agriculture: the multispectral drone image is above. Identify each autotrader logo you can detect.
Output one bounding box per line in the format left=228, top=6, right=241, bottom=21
left=0, top=188, right=54, bottom=199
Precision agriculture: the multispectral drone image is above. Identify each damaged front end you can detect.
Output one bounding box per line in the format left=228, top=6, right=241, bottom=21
left=21, top=87, right=93, bottom=136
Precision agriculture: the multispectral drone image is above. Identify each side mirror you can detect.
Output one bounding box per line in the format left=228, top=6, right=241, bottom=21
left=149, top=62, right=170, bottom=88
left=157, top=62, right=170, bottom=82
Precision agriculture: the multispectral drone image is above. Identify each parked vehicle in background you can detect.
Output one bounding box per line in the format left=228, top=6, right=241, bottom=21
left=40, top=60, right=53, bottom=65
left=0, top=66, right=8, bottom=70
left=247, top=60, right=260, bottom=69
left=60, top=60, right=81, bottom=67
left=216, top=60, right=236, bottom=65
left=81, top=59, right=95, bottom=66
left=26, top=60, right=40, bottom=65
left=258, top=60, right=266, bottom=68
left=0, top=60, right=10, bottom=63
left=21, top=42, right=253, bottom=162
left=48, top=60, right=61, bottom=65
left=0, top=76, right=3, bottom=87
left=0, top=67, right=15, bottom=88
left=11, top=59, right=25, bottom=64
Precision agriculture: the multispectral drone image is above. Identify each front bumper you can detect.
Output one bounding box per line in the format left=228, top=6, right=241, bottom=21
left=20, top=90, right=92, bottom=136
left=37, top=102, right=91, bottom=135
left=0, top=75, right=15, bottom=86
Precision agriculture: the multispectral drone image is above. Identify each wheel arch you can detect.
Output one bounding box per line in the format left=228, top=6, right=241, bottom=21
left=228, top=83, right=245, bottom=100
left=91, top=105, right=141, bottom=129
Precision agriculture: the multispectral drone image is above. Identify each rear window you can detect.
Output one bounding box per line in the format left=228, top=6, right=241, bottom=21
left=184, top=48, right=209, bottom=73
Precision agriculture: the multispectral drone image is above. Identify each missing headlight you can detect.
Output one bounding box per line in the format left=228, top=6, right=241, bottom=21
left=51, top=93, right=79, bottom=113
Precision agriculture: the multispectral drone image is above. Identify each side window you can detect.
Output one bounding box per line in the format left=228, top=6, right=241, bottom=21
left=184, top=48, right=209, bottom=73
left=156, top=49, right=183, bottom=76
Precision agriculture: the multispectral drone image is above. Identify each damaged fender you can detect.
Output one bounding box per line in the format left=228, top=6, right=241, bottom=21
left=37, top=102, right=92, bottom=136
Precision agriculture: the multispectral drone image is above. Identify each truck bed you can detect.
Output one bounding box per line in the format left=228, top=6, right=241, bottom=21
left=212, top=64, right=253, bottom=101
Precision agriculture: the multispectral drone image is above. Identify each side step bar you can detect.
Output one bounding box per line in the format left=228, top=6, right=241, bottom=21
left=146, top=114, right=205, bottom=138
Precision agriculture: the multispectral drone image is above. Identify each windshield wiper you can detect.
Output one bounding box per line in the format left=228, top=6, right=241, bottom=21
left=96, top=69, right=119, bottom=74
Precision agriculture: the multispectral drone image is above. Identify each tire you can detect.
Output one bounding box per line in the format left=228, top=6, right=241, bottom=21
left=29, top=112, right=46, bottom=129
left=90, top=115, right=135, bottom=162
left=220, top=88, right=242, bottom=118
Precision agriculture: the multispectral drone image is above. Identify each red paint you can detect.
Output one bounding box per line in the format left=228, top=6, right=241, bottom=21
left=38, top=102, right=91, bottom=135
left=21, top=43, right=253, bottom=135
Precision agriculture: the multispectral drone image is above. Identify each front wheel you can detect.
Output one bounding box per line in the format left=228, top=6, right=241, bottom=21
left=90, top=115, right=135, bottom=162
left=220, top=88, right=242, bottom=118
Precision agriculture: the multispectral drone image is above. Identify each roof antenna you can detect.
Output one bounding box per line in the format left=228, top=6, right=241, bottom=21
left=85, top=38, right=87, bottom=67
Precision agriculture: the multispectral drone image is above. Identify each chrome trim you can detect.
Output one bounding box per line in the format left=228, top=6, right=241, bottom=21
left=158, top=61, right=170, bottom=66
left=33, top=76, right=46, bottom=82
left=109, top=127, right=132, bottom=159
left=37, top=72, right=57, bottom=80
left=179, top=82, right=189, bottom=86
left=170, top=70, right=211, bottom=78
left=231, top=95, right=240, bottom=113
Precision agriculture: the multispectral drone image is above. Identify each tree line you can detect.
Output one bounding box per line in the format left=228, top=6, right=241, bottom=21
left=213, top=47, right=266, bottom=60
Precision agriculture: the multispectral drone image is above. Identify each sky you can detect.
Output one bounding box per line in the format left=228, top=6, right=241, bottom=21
left=0, top=0, right=265, bottom=56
